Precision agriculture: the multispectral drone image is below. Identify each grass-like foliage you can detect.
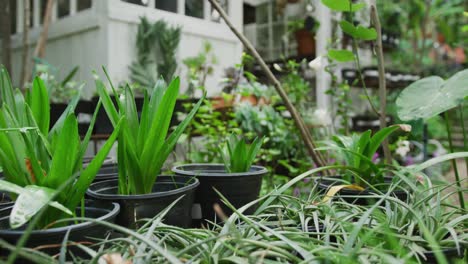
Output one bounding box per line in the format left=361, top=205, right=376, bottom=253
left=219, top=135, right=263, bottom=173
left=96, top=69, right=203, bottom=195
left=0, top=66, right=121, bottom=229
left=16, top=157, right=465, bottom=263
left=323, top=124, right=411, bottom=186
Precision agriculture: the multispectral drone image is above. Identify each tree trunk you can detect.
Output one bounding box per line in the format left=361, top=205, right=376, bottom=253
left=34, top=0, right=55, bottom=58
left=20, top=0, right=31, bottom=88
left=0, top=0, right=12, bottom=74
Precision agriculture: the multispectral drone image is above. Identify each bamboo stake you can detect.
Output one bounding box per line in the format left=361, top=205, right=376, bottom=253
left=33, top=0, right=55, bottom=58
left=370, top=5, right=392, bottom=164
left=207, top=0, right=327, bottom=169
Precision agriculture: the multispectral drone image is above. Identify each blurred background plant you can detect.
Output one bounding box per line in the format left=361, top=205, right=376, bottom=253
left=129, top=17, right=181, bottom=89
left=25, top=58, right=80, bottom=103
left=183, top=41, right=218, bottom=97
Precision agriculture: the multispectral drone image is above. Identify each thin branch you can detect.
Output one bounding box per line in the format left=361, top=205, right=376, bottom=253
left=207, top=0, right=328, bottom=169
left=351, top=40, right=380, bottom=117
left=370, top=5, right=391, bottom=164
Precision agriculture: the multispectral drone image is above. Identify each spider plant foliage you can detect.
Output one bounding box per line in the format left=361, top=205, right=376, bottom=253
left=96, top=70, right=204, bottom=195
left=322, top=124, right=411, bottom=187
left=0, top=66, right=122, bottom=229
left=219, top=135, right=263, bottom=173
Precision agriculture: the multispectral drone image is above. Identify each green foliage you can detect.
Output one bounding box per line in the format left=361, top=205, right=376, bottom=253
left=326, top=125, right=410, bottom=186
left=96, top=70, right=203, bottom=195
left=26, top=59, right=81, bottom=103
left=27, top=159, right=467, bottom=263
left=183, top=41, right=218, bottom=97
left=0, top=66, right=121, bottom=228
left=287, top=17, right=320, bottom=33
left=328, top=49, right=355, bottom=62
left=339, top=20, right=377, bottom=40
left=219, top=135, right=263, bottom=173
left=279, top=60, right=313, bottom=110
left=130, top=17, right=181, bottom=88
left=183, top=98, right=240, bottom=163
left=396, top=69, right=468, bottom=121
left=321, top=0, right=365, bottom=12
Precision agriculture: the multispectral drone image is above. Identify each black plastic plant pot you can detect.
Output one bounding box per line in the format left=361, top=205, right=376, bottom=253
left=423, top=247, right=465, bottom=263
left=0, top=200, right=119, bottom=258
left=0, top=173, right=14, bottom=209
left=92, top=96, right=116, bottom=134
left=86, top=176, right=199, bottom=229
left=82, top=156, right=114, bottom=166
left=49, top=103, right=68, bottom=129
left=88, top=163, right=119, bottom=183
left=172, top=164, right=268, bottom=226
left=314, top=176, right=409, bottom=205
left=0, top=193, right=13, bottom=210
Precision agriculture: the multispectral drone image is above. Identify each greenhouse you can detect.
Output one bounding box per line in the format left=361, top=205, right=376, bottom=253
left=0, top=0, right=467, bottom=263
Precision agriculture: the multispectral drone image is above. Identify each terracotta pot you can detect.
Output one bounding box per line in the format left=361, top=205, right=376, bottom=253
left=295, top=29, right=316, bottom=57
left=239, top=95, right=258, bottom=106
left=211, top=96, right=233, bottom=110
left=257, top=97, right=270, bottom=106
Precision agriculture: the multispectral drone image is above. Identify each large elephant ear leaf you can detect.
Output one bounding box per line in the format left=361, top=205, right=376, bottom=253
left=9, top=185, right=72, bottom=229
left=396, top=69, right=468, bottom=121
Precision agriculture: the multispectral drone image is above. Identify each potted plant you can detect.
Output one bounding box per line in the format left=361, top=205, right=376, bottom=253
left=0, top=67, right=121, bottom=256
left=288, top=16, right=320, bottom=57
left=315, top=125, right=411, bottom=204
left=87, top=73, right=204, bottom=228
left=172, top=135, right=268, bottom=226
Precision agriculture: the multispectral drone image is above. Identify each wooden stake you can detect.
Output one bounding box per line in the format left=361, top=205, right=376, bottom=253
left=34, top=0, right=55, bottom=58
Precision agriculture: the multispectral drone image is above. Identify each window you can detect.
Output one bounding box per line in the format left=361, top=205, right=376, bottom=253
left=10, top=0, right=16, bottom=34
left=122, top=0, right=148, bottom=6
left=210, top=0, right=228, bottom=22
left=29, top=0, right=33, bottom=27
left=185, top=0, right=203, bottom=19
left=57, top=0, right=70, bottom=18
left=77, top=0, right=92, bottom=11
left=155, top=0, right=177, bottom=13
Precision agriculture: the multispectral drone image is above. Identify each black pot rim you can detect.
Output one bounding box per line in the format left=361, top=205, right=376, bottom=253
left=314, top=175, right=408, bottom=195
left=0, top=202, right=120, bottom=236
left=86, top=176, right=200, bottom=200
left=172, top=163, right=268, bottom=178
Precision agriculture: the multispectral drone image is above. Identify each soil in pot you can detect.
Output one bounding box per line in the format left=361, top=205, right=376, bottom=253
left=0, top=200, right=119, bottom=259
left=86, top=176, right=199, bottom=229
left=172, top=164, right=268, bottom=227
left=314, top=176, right=409, bottom=205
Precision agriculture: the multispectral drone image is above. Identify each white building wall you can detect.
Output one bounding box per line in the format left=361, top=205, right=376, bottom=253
left=5, top=0, right=243, bottom=98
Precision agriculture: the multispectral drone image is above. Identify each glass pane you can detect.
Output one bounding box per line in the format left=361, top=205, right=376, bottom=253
left=210, top=0, right=227, bottom=22
left=10, top=0, right=16, bottom=34
left=57, top=0, right=70, bottom=18
left=156, top=0, right=177, bottom=13
left=122, top=0, right=148, bottom=6
left=77, top=0, right=92, bottom=11
left=29, top=0, right=33, bottom=27
left=185, top=0, right=203, bottom=19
